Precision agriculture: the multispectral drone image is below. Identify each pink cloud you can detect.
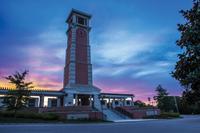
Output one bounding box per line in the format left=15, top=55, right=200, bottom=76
left=34, top=66, right=63, bottom=72
left=94, top=79, right=157, bottom=102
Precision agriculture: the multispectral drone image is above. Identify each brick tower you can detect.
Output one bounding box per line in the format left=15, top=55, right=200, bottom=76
left=64, top=9, right=92, bottom=87
left=63, top=9, right=101, bottom=110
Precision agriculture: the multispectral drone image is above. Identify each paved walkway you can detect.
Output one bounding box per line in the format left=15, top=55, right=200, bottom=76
left=0, top=115, right=200, bottom=133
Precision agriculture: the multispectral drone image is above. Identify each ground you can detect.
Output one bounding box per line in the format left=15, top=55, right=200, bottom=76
left=0, top=115, right=199, bottom=133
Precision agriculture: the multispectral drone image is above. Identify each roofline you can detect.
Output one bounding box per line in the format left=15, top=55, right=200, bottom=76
left=0, top=87, right=62, bottom=93
left=0, top=88, right=64, bottom=96
left=0, top=88, right=134, bottom=97
left=101, top=93, right=134, bottom=97
left=66, top=9, right=92, bottom=23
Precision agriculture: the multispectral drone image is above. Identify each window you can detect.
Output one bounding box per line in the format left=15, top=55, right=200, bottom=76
left=77, top=17, right=85, bottom=25
left=51, top=99, right=57, bottom=107
left=127, top=101, right=130, bottom=105
left=101, top=101, right=105, bottom=105
left=69, top=18, right=72, bottom=23
left=28, top=99, right=36, bottom=107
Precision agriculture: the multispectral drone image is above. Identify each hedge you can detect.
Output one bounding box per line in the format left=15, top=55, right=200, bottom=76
left=0, top=111, right=59, bottom=121
left=143, top=112, right=180, bottom=119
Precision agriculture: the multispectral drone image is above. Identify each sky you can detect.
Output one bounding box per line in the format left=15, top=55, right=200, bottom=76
left=0, top=0, right=192, bottom=102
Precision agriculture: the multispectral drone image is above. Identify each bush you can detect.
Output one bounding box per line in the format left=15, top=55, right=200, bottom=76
left=0, top=111, right=15, bottom=117
left=159, top=112, right=180, bottom=119
left=0, top=111, right=59, bottom=121
left=143, top=112, right=180, bottom=119
left=41, top=113, right=59, bottom=120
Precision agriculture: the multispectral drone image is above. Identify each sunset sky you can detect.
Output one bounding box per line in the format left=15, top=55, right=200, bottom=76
left=0, top=0, right=192, bottom=101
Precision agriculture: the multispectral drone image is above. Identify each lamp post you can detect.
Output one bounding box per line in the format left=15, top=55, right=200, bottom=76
left=174, top=96, right=179, bottom=113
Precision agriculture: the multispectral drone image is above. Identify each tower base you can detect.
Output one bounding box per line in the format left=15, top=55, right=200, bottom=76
left=63, top=84, right=102, bottom=111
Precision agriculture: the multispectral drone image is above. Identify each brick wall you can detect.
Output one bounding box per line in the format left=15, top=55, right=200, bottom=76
left=75, top=28, right=88, bottom=84
left=115, top=107, right=160, bottom=119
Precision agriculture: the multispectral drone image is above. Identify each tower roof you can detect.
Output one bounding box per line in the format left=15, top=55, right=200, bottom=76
left=66, top=9, right=92, bottom=23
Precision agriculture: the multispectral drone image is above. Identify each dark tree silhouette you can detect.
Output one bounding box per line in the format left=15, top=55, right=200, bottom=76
left=153, top=85, right=171, bottom=111
left=3, top=70, right=33, bottom=117
left=134, top=100, right=146, bottom=107
left=172, top=0, right=200, bottom=105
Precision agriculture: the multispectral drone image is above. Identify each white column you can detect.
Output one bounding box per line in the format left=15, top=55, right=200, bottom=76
left=68, top=27, right=76, bottom=84
left=108, top=98, right=111, bottom=108
left=112, top=98, right=116, bottom=108
left=0, top=97, right=3, bottom=107
left=39, top=95, right=44, bottom=107
left=94, top=94, right=102, bottom=111
left=123, top=98, right=126, bottom=106
left=48, top=98, right=52, bottom=107
left=131, top=97, right=134, bottom=106
left=119, top=98, right=122, bottom=106
left=64, top=93, right=74, bottom=106
left=35, top=98, right=39, bottom=107
left=57, top=97, right=61, bottom=107
left=75, top=94, right=78, bottom=106
left=89, top=95, right=93, bottom=106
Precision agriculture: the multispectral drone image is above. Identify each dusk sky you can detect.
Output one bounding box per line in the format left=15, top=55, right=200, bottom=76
left=0, top=0, right=192, bottom=102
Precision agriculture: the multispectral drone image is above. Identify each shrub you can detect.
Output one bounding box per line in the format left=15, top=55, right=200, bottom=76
left=143, top=112, right=180, bottom=119
left=41, top=113, right=59, bottom=120
left=159, top=112, right=180, bottom=118
left=0, top=111, right=14, bottom=117
left=0, top=111, right=59, bottom=121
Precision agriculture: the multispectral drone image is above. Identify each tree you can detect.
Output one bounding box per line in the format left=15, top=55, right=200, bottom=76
left=179, top=96, right=200, bottom=114
left=172, top=0, right=200, bottom=105
left=148, top=97, right=151, bottom=105
left=134, top=100, right=146, bottom=107
left=3, top=70, right=33, bottom=117
left=154, top=85, right=170, bottom=111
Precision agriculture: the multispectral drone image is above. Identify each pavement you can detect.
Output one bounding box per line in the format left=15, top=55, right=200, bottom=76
left=0, top=115, right=200, bottom=133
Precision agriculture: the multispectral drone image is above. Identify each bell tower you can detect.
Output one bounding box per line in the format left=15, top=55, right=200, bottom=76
left=63, top=9, right=101, bottom=110
left=64, top=9, right=92, bottom=87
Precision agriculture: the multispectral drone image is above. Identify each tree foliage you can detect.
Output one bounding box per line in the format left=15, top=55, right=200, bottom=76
left=3, top=70, right=33, bottom=114
left=172, top=0, right=200, bottom=104
left=154, top=85, right=172, bottom=111
left=134, top=100, right=147, bottom=107
left=154, top=85, right=169, bottom=101
left=179, top=96, right=200, bottom=114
